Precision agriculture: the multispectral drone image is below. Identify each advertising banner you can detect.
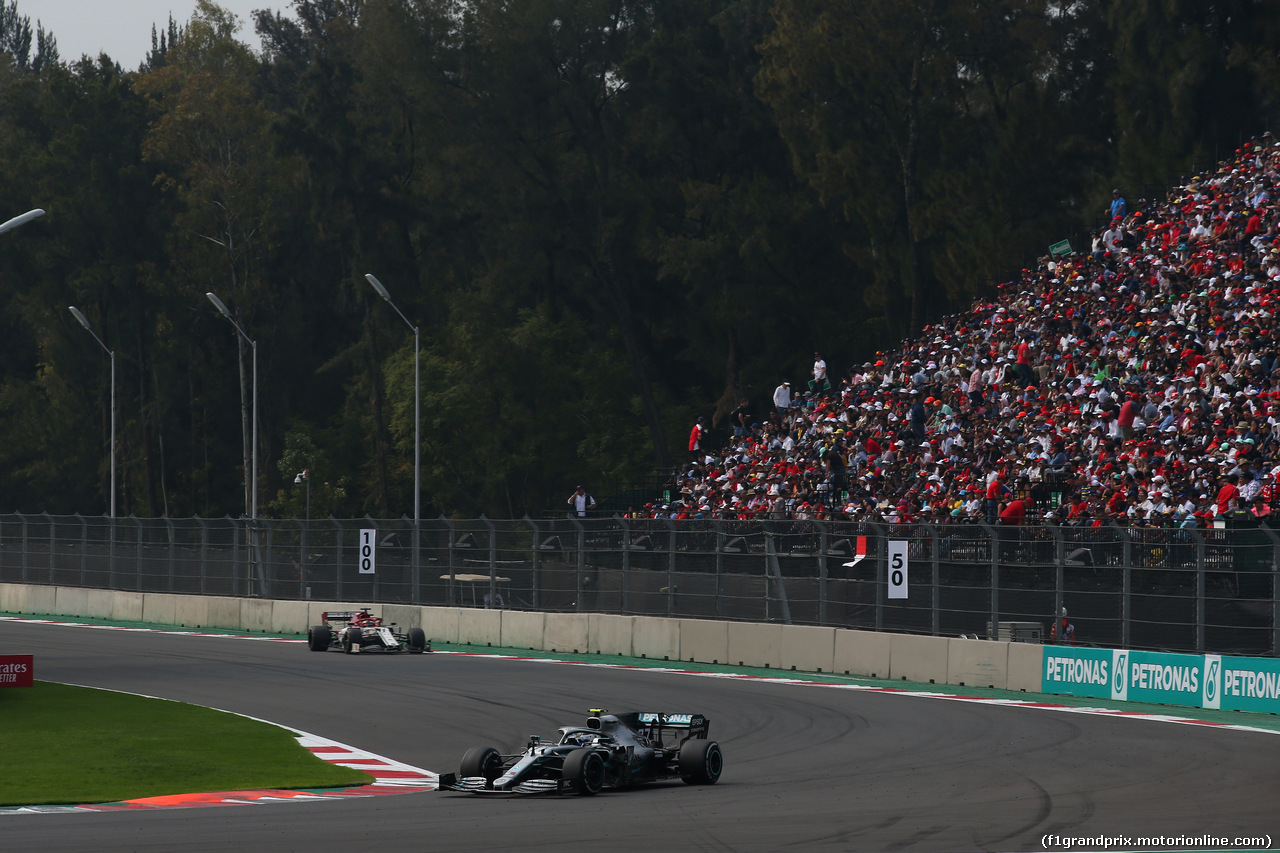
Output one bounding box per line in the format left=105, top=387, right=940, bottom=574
left=1118, top=649, right=1204, bottom=706
left=0, top=654, right=34, bottom=687
left=1041, top=647, right=1280, bottom=714
left=1218, top=655, right=1280, bottom=713
left=1042, top=646, right=1113, bottom=699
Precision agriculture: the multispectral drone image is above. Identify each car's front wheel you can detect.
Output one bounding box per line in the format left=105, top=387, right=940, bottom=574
left=678, top=739, right=723, bottom=785
left=563, top=748, right=605, bottom=795
left=460, top=746, right=503, bottom=788
left=307, top=625, right=331, bottom=652
left=407, top=627, right=427, bottom=654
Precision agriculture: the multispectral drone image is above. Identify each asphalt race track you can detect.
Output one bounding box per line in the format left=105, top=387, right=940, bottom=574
left=4, top=620, right=1277, bottom=853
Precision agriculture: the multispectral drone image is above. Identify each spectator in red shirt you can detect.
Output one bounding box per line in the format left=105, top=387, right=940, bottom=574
left=1216, top=473, right=1241, bottom=515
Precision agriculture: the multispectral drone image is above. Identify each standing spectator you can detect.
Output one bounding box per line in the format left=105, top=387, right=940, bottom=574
left=909, top=393, right=927, bottom=441
left=1015, top=334, right=1036, bottom=389
left=688, top=417, right=708, bottom=456
left=567, top=485, right=596, bottom=518
left=812, top=352, right=828, bottom=393
left=773, top=380, right=792, bottom=414
left=985, top=468, right=1007, bottom=524
left=1109, top=189, right=1126, bottom=220
left=729, top=397, right=751, bottom=438
left=1216, top=474, right=1241, bottom=515
left=1118, top=394, right=1138, bottom=442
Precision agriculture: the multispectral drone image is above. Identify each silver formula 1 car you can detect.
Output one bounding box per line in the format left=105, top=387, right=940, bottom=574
left=438, top=710, right=723, bottom=795
left=306, top=608, right=430, bottom=654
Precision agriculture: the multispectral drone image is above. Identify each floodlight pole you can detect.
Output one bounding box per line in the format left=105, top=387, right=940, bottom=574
left=68, top=306, right=115, bottom=519
left=206, top=292, right=258, bottom=520
left=364, top=273, right=421, bottom=599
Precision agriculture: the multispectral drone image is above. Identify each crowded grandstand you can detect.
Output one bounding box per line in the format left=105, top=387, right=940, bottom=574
left=644, top=136, right=1280, bottom=528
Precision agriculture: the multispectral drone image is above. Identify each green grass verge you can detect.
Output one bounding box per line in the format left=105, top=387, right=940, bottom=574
left=0, top=682, right=371, bottom=807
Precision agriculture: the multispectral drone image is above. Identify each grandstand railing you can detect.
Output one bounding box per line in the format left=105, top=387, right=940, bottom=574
left=0, top=513, right=1274, bottom=657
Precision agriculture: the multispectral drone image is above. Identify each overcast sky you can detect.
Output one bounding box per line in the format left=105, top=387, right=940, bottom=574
left=18, top=1, right=294, bottom=69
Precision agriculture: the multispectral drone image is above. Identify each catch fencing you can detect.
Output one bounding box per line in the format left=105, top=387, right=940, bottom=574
left=0, top=513, right=1275, bottom=657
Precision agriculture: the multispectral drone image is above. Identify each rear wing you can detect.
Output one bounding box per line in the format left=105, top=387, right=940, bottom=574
left=628, top=712, right=710, bottom=739
left=322, top=611, right=359, bottom=623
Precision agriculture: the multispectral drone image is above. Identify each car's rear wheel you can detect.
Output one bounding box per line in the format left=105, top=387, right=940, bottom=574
left=307, top=625, right=331, bottom=652
left=679, top=739, right=723, bottom=785
left=563, top=749, right=605, bottom=796
left=407, top=627, right=427, bottom=654
left=342, top=629, right=357, bottom=654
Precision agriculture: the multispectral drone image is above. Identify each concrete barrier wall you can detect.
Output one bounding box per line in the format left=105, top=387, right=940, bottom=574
left=174, top=594, right=208, bottom=628
left=85, top=588, right=114, bottom=620
left=241, top=599, right=274, bottom=632
left=421, top=607, right=460, bottom=643
left=728, top=621, right=783, bottom=669
left=26, top=584, right=57, bottom=614
left=112, top=591, right=145, bottom=623
left=207, top=597, right=242, bottom=632
left=588, top=614, right=634, bottom=656
left=501, top=610, right=546, bottom=650
left=142, top=593, right=178, bottom=628
left=946, top=637, right=1009, bottom=689
left=270, top=601, right=310, bottom=634
left=0, top=582, right=28, bottom=612
left=54, top=587, right=88, bottom=621
left=1006, top=641, right=1043, bottom=693
left=889, top=633, right=950, bottom=683
left=1, top=582, right=1056, bottom=695
left=456, top=608, right=502, bottom=646
left=834, top=629, right=892, bottom=677
left=778, top=625, right=836, bottom=674
left=680, top=619, right=729, bottom=665
left=544, top=613, right=589, bottom=653
left=631, top=616, right=679, bottom=661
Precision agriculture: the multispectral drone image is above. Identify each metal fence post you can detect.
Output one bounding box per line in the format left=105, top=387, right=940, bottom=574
left=481, top=516, right=497, bottom=609
left=195, top=515, right=208, bottom=596
left=165, top=516, right=176, bottom=593
left=76, top=513, right=87, bottom=587
left=979, top=521, right=1000, bottom=638
left=763, top=525, right=792, bottom=625
left=1259, top=523, right=1280, bottom=655
left=1194, top=527, right=1206, bottom=653
left=710, top=519, right=727, bottom=620
left=618, top=516, right=631, bottom=615
left=131, top=515, right=143, bottom=592
left=867, top=522, right=885, bottom=632
left=571, top=518, right=586, bottom=613
left=522, top=516, right=541, bottom=610
left=332, top=517, right=344, bottom=601
left=43, top=512, right=55, bottom=585
left=16, top=512, right=27, bottom=584
left=441, top=515, right=457, bottom=606
left=1112, top=522, right=1133, bottom=649
left=815, top=519, right=829, bottom=626
left=294, top=516, right=307, bottom=599
left=929, top=522, right=940, bottom=636
left=229, top=516, right=240, bottom=597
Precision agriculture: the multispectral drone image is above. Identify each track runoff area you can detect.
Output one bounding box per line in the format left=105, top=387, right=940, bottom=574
left=1, top=613, right=1276, bottom=853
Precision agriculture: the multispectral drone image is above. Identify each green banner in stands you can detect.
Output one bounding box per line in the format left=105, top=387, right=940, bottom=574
left=1048, top=238, right=1072, bottom=257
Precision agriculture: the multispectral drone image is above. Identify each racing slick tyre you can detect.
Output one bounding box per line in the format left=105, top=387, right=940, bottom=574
left=307, top=625, right=331, bottom=652
left=342, top=629, right=357, bottom=654
left=407, top=628, right=428, bottom=654
left=460, top=746, right=503, bottom=788
left=679, top=739, right=723, bottom=785
left=562, top=748, right=605, bottom=796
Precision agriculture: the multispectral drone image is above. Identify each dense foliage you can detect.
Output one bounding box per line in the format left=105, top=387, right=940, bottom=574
left=1, top=0, right=1278, bottom=519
